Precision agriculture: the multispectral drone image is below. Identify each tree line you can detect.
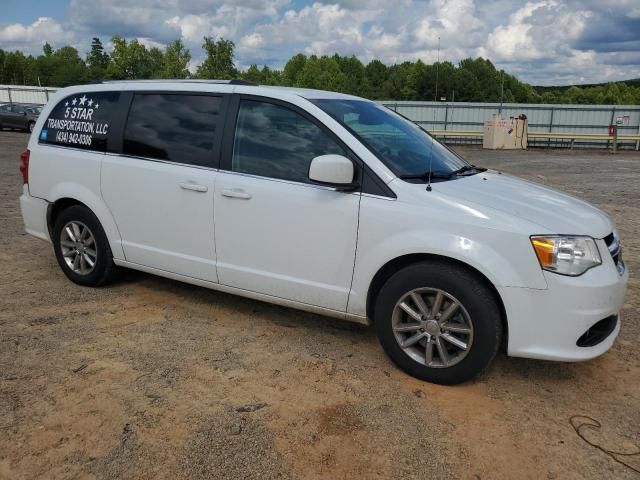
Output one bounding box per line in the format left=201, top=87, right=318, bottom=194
left=1, top=36, right=639, bottom=105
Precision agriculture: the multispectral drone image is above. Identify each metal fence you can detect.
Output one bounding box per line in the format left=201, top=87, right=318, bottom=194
left=380, top=101, right=640, bottom=150
left=0, top=85, right=58, bottom=105
left=2, top=85, right=639, bottom=150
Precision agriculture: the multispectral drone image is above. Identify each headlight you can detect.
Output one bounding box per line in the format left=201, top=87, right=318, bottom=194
left=531, top=235, right=601, bottom=276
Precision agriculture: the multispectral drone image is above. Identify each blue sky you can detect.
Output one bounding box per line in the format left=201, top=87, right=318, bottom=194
left=1, top=0, right=639, bottom=85
left=2, top=0, right=70, bottom=22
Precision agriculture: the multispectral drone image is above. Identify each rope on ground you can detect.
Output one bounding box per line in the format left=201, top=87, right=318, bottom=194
left=570, top=415, right=640, bottom=476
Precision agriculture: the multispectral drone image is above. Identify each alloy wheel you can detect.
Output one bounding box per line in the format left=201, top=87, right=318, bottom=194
left=391, top=288, right=474, bottom=368
left=60, top=221, right=98, bottom=275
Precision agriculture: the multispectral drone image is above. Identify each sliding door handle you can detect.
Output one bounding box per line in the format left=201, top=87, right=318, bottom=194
left=221, top=188, right=252, bottom=200
left=179, top=182, right=208, bottom=193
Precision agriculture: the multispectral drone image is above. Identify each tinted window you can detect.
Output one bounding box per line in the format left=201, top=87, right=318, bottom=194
left=232, top=100, right=346, bottom=183
left=40, top=91, right=120, bottom=152
left=123, top=94, right=221, bottom=167
left=312, top=99, right=467, bottom=178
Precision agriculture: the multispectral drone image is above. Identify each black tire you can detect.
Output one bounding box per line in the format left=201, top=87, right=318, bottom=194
left=52, top=205, right=118, bottom=286
left=374, top=260, right=502, bottom=385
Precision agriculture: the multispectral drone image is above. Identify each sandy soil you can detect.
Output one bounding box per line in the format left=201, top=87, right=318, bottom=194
left=1, top=131, right=639, bottom=479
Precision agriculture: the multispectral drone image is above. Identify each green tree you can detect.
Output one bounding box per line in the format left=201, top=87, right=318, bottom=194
left=364, top=59, right=388, bottom=99
left=333, top=54, right=365, bottom=96
left=282, top=53, right=307, bottom=86
left=147, top=47, right=165, bottom=78
left=106, top=36, right=158, bottom=80
left=242, top=64, right=263, bottom=83
left=196, top=37, right=237, bottom=79
left=2, top=39, right=640, bottom=103
left=49, top=46, right=88, bottom=86
left=260, top=65, right=282, bottom=85
left=3, top=51, right=29, bottom=84
left=381, top=62, right=415, bottom=100
left=0, top=49, right=5, bottom=83
left=86, top=38, right=110, bottom=81
left=451, top=67, right=481, bottom=101
left=296, top=55, right=347, bottom=92
left=160, top=39, right=191, bottom=78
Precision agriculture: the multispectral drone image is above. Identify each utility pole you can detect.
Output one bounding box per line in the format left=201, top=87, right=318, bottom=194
left=434, top=36, right=440, bottom=102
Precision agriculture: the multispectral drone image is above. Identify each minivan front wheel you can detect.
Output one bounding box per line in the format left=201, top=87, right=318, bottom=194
left=374, top=261, right=502, bottom=385
left=52, top=205, right=118, bottom=286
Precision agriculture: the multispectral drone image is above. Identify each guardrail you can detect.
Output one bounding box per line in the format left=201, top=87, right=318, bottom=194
left=430, top=130, right=640, bottom=151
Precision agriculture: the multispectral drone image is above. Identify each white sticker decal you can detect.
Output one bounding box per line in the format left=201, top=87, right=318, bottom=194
left=45, top=95, right=112, bottom=148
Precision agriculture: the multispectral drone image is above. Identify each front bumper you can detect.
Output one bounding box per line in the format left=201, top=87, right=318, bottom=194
left=500, top=248, right=628, bottom=362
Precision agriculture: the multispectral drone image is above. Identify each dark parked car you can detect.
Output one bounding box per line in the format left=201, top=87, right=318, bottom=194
left=0, top=104, right=42, bottom=132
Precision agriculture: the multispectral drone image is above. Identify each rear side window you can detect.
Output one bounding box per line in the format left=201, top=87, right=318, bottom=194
left=40, top=91, right=120, bottom=152
left=232, top=100, right=346, bottom=183
left=123, top=94, right=221, bottom=167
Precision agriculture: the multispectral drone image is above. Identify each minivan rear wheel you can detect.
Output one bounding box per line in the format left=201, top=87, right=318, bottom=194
left=374, top=260, right=502, bottom=385
left=52, top=205, right=118, bottom=286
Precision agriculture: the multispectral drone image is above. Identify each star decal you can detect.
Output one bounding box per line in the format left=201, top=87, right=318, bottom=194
left=71, top=98, right=77, bottom=106
left=94, top=103, right=100, bottom=110
left=88, top=99, right=93, bottom=107
left=79, top=95, right=87, bottom=106
left=65, top=101, right=69, bottom=107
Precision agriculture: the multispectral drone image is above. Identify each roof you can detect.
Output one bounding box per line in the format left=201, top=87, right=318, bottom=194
left=97, top=79, right=367, bottom=101
left=261, top=86, right=364, bottom=101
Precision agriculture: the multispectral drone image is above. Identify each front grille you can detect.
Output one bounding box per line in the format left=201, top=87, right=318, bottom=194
left=604, top=232, right=624, bottom=275
left=577, top=315, right=618, bottom=347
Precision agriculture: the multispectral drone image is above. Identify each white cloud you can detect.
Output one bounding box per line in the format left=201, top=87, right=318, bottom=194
left=0, top=17, right=76, bottom=51
left=239, top=32, right=264, bottom=49
left=0, top=0, right=638, bottom=85
left=136, top=37, right=166, bottom=50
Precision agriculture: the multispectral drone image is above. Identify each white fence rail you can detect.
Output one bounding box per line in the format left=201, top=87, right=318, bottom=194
left=0, top=85, right=58, bottom=105
left=381, top=100, right=640, bottom=150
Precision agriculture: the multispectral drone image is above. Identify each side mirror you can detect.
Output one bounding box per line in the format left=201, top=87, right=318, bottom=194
left=308, top=154, right=356, bottom=190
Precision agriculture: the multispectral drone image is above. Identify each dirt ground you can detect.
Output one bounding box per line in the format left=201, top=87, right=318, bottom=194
left=1, top=130, right=639, bottom=480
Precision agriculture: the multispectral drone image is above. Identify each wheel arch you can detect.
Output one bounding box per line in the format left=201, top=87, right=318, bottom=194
left=47, top=198, right=88, bottom=238
left=366, top=253, right=508, bottom=349
left=46, top=194, right=125, bottom=260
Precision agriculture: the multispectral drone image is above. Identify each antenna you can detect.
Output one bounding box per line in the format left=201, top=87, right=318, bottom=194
left=427, top=36, right=440, bottom=192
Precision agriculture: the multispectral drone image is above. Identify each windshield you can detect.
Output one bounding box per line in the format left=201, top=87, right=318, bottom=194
left=311, top=99, right=468, bottom=178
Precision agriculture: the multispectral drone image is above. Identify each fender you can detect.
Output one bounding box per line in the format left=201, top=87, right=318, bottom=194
left=347, top=225, right=549, bottom=318
left=47, top=182, right=125, bottom=260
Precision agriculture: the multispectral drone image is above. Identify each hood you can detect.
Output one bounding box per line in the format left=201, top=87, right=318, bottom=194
left=433, top=170, right=612, bottom=238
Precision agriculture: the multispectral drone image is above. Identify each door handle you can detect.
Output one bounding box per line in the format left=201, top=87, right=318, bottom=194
left=179, top=182, right=208, bottom=193
left=221, top=188, right=252, bottom=200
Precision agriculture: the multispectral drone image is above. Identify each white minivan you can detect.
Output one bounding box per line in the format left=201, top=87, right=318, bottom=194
left=19, top=80, right=628, bottom=384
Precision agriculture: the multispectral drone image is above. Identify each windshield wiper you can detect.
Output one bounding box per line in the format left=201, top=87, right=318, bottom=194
left=399, top=165, right=488, bottom=182
left=397, top=171, right=454, bottom=180
left=450, top=164, right=487, bottom=176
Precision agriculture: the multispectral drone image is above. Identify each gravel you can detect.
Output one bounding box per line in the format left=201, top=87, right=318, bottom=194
left=1, top=131, right=639, bottom=479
